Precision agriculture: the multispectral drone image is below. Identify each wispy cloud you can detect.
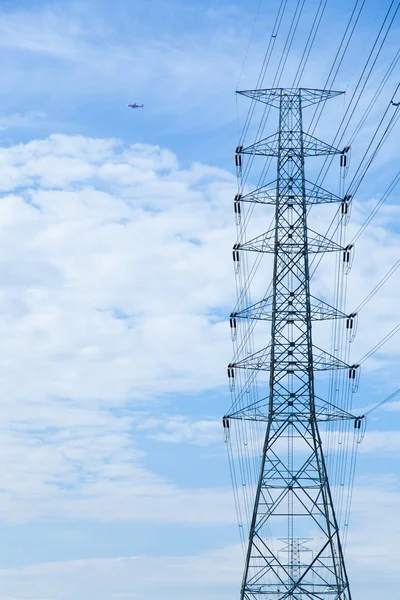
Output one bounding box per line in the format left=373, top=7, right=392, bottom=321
left=0, top=544, right=242, bottom=600
left=0, top=131, right=399, bottom=530
left=138, top=416, right=221, bottom=446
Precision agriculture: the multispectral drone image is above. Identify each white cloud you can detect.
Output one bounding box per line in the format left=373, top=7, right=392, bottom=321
left=0, top=2, right=397, bottom=598
left=345, top=480, right=400, bottom=578
left=138, top=408, right=400, bottom=459
left=0, top=545, right=243, bottom=600
left=0, top=134, right=236, bottom=404
left=0, top=400, right=237, bottom=525
left=138, top=415, right=222, bottom=446
left=0, top=133, right=240, bottom=524
left=0, top=131, right=398, bottom=593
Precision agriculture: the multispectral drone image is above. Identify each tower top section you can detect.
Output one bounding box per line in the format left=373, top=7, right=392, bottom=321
left=236, top=87, right=344, bottom=109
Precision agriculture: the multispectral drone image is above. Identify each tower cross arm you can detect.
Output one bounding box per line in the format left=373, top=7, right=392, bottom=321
left=240, top=132, right=342, bottom=157
left=236, top=87, right=344, bottom=109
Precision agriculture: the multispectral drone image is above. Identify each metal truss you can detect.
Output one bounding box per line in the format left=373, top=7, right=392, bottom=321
left=228, top=88, right=353, bottom=600
left=232, top=294, right=347, bottom=322
left=237, top=227, right=343, bottom=254
left=239, top=132, right=340, bottom=157
left=238, top=180, right=342, bottom=206
left=237, top=87, right=343, bottom=108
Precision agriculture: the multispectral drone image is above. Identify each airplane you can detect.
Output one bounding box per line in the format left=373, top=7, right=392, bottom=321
left=127, top=103, right=144, bottom=109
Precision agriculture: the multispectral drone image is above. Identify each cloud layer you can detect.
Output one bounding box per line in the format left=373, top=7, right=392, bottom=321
left=0, top=133, right=240, bottom=526
left=0, top=127, right=398, bottom=599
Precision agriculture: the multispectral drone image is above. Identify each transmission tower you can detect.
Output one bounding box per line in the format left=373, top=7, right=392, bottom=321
left=278, top=538, right=312, bottom=587
left=225, top=88, right=358, bottom=599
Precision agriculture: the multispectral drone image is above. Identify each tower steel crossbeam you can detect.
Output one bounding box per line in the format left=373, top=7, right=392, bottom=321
left=227, top=88, right=353, bottom=600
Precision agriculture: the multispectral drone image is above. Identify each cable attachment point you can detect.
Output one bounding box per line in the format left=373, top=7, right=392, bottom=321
left=349, top=364, right=361, bottom=393
left=235, top=146, right=243, bottom=170
left=230, top=312, right=237, bottom=341
left=227, top=364, right=235, bottom=391
left=343, top=244, right=354, bottom=275
left=234, top=194, right=242, bottom=225
left=341, top=194, right=352, bottom=225
left=346, top=312, right=358, bottom=342
left=232, top=244, right=240, bottom=273
left=354, top=416, right=366, bottom=443
left=340, top=146, right=351, bottom=177
left=222, top=415, right=230, bottom=442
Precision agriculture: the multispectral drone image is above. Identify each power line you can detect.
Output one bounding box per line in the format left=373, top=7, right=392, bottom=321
left=236, top=0, right=264, bottom=92
left=309, top=91, right=400, bottom=282
left=292, top=0, right=328, bottom=88
left=238, top=0, right=288, bottom=146
left=351, top=168, right=400, bottom=245
left=308, top=0, right=366, bottom=136
left=313, top=0, right=399, bottom=189
left=358, top=323, right=400, bottom=364
left=362, top=388, right=400, bottom=417
left=355, top=257, right=400, bottom=313
left=347, top=92, right=400, bottom=197
left=308, top=6, right=400, bottom=283
left=348, top=47, right=400, bottom=146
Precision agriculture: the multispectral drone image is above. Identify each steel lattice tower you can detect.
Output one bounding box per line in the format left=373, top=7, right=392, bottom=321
left=226, top=89, right=357, bottom=600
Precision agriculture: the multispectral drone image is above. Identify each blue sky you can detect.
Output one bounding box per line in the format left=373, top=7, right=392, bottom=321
left=0, top=0, right=399, bottom=599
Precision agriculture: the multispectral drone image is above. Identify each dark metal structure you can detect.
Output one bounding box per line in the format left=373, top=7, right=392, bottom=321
left=225, top=89, right=357, bottom=600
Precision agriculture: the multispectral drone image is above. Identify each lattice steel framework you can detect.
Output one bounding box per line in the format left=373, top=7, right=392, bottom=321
left=226, top=89, right=356, bottom=600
